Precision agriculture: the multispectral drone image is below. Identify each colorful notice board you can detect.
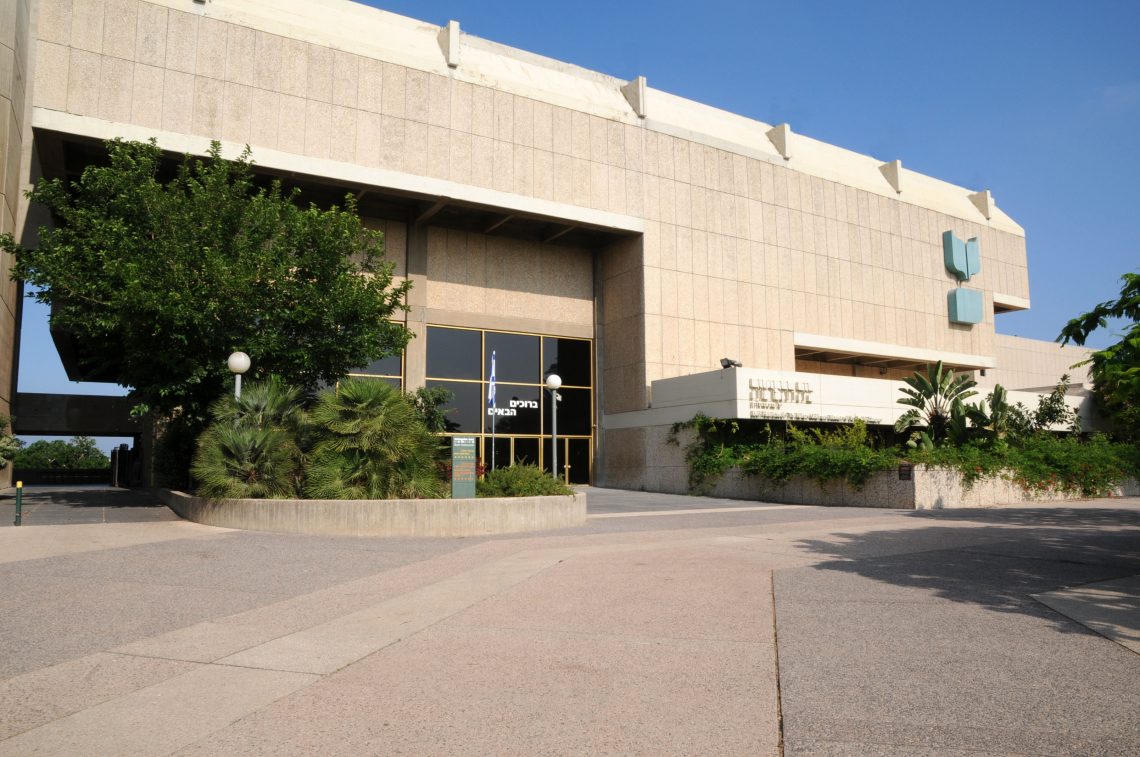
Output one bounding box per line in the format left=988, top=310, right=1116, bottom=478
left=451, top=436, right=477, bottom=499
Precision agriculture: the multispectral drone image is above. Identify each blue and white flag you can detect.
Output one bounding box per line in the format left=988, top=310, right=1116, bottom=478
left=487, top=350, right=497, bottom=410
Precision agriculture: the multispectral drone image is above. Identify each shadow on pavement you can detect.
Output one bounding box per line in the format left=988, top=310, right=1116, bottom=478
left=790, top=505, right=1140, bottom=634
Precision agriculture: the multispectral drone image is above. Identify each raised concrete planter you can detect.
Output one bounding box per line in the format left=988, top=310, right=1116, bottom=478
left=706, top=466, right=1139, bottom=510
left=159, top=489, right=586, bottom=537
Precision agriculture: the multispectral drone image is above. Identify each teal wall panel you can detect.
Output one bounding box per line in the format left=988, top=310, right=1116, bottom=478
left=948, top=287, right=984, bottom=325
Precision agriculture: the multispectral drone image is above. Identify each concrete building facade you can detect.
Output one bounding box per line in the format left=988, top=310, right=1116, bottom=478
left=1, top=0, right=1090, bottom=489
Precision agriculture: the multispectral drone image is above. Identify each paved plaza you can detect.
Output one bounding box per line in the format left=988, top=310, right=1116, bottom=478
left=1, top=486, right=1138, bottom=755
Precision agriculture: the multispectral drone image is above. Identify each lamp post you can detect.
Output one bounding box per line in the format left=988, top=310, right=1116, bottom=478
left=545, top=373, right=562, bottom=482
left=227, top=351, right=251, bottom=399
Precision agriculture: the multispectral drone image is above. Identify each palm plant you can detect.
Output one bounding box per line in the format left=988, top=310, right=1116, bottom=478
left=192, top=376, right=306, bottom=498
left=304, top=378, right=445, bottom=499
left=967, top=384, right=1013, bottom=445
left=895, top=361, right=978, bottom=446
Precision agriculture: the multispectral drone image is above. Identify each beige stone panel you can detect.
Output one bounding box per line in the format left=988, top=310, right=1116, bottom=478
left=469, top=133, right=493, bottom=187
left=422, top=72, right=448, bottom=128
left=194, top=16, right=226, bottom=80
left=379, top=114, right=405, bottom=169
left=620, top=123, right=641, bottom=174
left=445, top=78, right=471, bottom=133
left=276, top=93, right=306, bottom=155
left=402, top=119, right=427, bottom=174
left=404, top=67, right=428, bottom=123
left=447, top=128, right=471, bottom=183
left=249, top=87, right=279, bottom=150
left=191, top=75, right=223, bottom=137
left=658, top=315, right=678, bottom=366
left=305, top=44, right=332, bottom=103
left=690, top=185, right=708, bottom=231
left=694, top=319, right=712, bottom=367
left=491, top=137, right=513, bottom=193
left=70, top=0, right=104, bottom=53
left=101, top=0, right=137, bottom=60
left=550, top=103, right=571, bottom=155
left=302, top=98, right=331, bottom=158
left=662, top=136, right=681, bottom=181
left=470, top=83, right=493, bottom=138
left=426, top=124, right=449, bottom=179
left=130, top=62, right=163, bottom=128
left=586, top=114, right=606, bottom=165
left=66, top=48, right=100, bottom=114
left=219, top=81, right=252, bottom=144
left=37, top=0, right=73, bottom=45
left=658, top=268, right=678, bottom=317
left=159, top=67, right=192, bottom=132
left=530, top=98, right=552, bottom=152
left=330, top=49, right=359, bottom=108
left=356, top=55, right=382, bottom=113
left=684, top=140, right=702, bottom=186
left=353, top=109, right=380, bottom=167
left=489, top=88, right=512, bottom=142
left=570, top=156, right=590, bottom=207
left=97, top=55, right=133, bottom=122
left=223, top=23, right=254, bottom=86
left=773, top=165, right=790, bottom=207
left=642, top=130, right=659, bottom=177
left=33, top=40, right=68, bottom=110
left=569, top=109, right=589, bottom=159
left=671, top=182, right=691, bottom=228
left=785, top=172, right=801, bottom=211
left=134, top=1, right=166, bottom=67
left=513, top=143, right=533, bottom=196
left=677, top=317, right=696, bottom=367
left=589, top=160, right=608, bottom=209
left=509, top=95, right=533, bottom=148
left=380, top=61, right=405, bottom=118
left=705, top=233, right=722, bottom=280
left=164, top=9, right=196, bottom=74
left=330, top=105, right=358, bottom=164
left=692, top=274, right=710, bottom=321
left=548, top=150, right=572, bottom=203
left=717, top=151, right=734, bottom=196
left=711, top=276, right=729, bottom=325
left=607, top=165, right=625, bottom=215
left=624, top=169, right=644, bottom=216
left=532, top=148, right=553, bottom=200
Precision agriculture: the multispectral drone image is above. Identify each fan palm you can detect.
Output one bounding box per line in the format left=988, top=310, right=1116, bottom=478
left=304, top=378, right=445, bottom=499
left=894, top=361, right=978, bottom=445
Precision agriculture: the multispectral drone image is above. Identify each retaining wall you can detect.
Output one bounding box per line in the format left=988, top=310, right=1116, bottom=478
left=160, top=490, right=586, bottom=537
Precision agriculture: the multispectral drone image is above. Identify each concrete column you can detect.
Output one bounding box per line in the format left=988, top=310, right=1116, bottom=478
left=404, top=220, right=429, bottom=390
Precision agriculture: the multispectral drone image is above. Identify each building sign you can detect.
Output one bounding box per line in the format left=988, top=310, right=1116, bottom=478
left=746, top=377, right=881, bottom=424
left=451, top=436, right=477, bottom=499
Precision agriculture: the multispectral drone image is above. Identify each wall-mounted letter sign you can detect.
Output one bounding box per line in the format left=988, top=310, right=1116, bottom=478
left=943, top=230, right=980, bottom=281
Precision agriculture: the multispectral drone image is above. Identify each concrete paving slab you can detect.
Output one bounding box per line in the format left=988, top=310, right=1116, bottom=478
left=217, top=550, right=565, bottom=674
left=1034, top=573, right=1140, bottom=653
left=0, top=664, right=317, bottom=757
left=0, top=652, right=196, bottom=740
left=446, top=543, right=775, bottom=642
left=0, top=521, right=229, bottom=564
left=176, top=625, right=778, bottom=757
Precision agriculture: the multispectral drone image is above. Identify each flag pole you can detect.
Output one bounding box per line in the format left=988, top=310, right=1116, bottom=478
left=489, top=350, right=497, bottom=471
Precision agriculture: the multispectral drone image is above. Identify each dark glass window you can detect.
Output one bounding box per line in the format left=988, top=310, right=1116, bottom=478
left=485, top=332, right=540, bottom=384
left=487, top=437, right=511, bottom=472
left=353, top=353, right=402, bottom=378
left=427, top=327, right=481, bottom=380
left=542, top=337, right=591, bottom=387
left=486, top=383, right=542, bottom=435
left=551, top=387, right=591, bottom=436
left=567, top=438, right=591, bottom=484
left=426, top=380, right=482, bottom=434
left=513, top=438, right=539, bottom=466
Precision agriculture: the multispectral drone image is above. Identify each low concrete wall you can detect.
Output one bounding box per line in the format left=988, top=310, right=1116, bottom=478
left=707, top=467, right=1139, bottom=510
left=159, top=490, right=586, bottom=537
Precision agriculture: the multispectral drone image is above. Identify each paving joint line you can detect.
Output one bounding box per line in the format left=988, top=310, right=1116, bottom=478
left=770, top=569, right=785, bottom=757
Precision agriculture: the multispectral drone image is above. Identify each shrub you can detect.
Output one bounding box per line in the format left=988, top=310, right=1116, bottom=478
left=477, top=464, right=573, bottom=497
left=304, top=378, right=445, bottom=499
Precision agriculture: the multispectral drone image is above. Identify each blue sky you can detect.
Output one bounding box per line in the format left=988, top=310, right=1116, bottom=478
left=17, top=0, right=1139, bottom=447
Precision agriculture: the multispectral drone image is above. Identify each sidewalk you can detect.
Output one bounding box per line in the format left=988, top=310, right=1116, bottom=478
left=1, top=493, right=1138, bottom=755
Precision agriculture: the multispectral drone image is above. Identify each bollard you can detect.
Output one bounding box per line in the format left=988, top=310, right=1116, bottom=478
left=14, top=480, right=22, bottom=526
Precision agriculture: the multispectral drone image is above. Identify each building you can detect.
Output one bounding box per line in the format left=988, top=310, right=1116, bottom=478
left=0, top=0, right=1092, bottom=489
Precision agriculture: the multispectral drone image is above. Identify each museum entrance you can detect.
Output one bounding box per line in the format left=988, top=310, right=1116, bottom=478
left=424, top=325, right=594, bottom=484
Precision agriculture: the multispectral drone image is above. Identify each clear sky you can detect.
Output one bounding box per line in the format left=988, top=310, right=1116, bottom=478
left=16, top=0, right=1139, bottom=445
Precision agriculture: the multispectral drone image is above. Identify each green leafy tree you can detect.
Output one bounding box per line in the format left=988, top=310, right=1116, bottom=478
left=14, top=436, right=111, bottom=469
left=0, top=415, right=18, bottom=470
left=305, top=379, right=445, bottom=499
left=2, top=139, right=412, bottom=425
left=1059, top=273, right=1139, bottom=440
left=894, top=361, right=978, bottom=446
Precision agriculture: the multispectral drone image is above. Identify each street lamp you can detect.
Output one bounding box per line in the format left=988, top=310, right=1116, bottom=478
left=227, top=351, right=251, bottom=399
left=545, top=373, right=562, bottom=482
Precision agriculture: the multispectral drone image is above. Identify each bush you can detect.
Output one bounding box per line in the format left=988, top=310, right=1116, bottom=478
left=477, top=464, right=573, bottom=497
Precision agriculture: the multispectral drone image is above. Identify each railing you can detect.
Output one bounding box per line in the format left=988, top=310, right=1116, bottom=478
left=11, top=468, right=112, bottom=485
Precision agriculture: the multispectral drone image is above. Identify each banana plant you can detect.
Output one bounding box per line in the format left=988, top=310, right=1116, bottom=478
left=895, top=361, right=978, bottom=445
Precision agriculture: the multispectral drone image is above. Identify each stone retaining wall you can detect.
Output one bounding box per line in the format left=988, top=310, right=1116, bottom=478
left=160, top=490, right=586, bottom=537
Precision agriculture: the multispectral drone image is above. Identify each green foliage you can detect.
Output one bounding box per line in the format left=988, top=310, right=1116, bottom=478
left=304, top=378, right=445, bottom=500
left=1059, top=271, right=1140, bottom=440
left=408, top=385, right=455, bottom=433
left=476, top=464, right=573, bottom=497
left=894, top=361, right=978, bottom=445
left=13, top=436, right=110, bottom=470
left=0, top=415, right=18, bottom=470
left=1, top=139, right=412, bottom=426
left=192, top=377, right=305, bottom=498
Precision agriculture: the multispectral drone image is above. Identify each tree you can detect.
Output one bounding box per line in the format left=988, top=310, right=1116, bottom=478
left=894, top=361, right=978, bottom=447
left=14, top=437, right=110, bottom=469
left=2, top=139, right=412, bottom=424
left=1059, top=272, right=1140, bottom=439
